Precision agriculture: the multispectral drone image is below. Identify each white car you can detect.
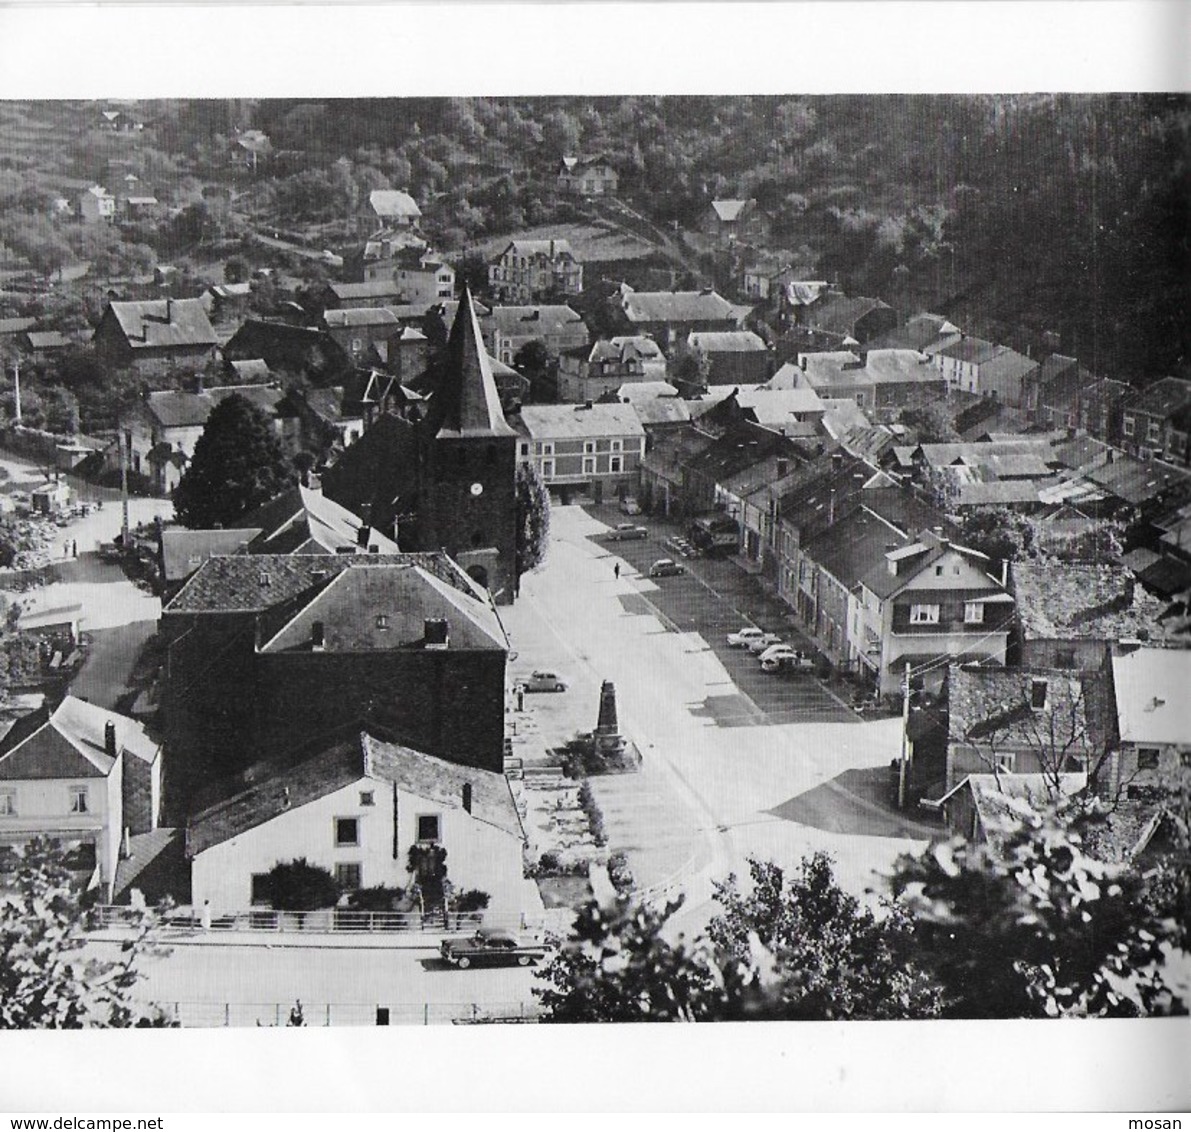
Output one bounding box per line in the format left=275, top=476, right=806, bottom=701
left=761, top=647, right=815, bottom=673
left=744, top=633, right=785, bottom=655
left=727, top=627, right=767, bottom=648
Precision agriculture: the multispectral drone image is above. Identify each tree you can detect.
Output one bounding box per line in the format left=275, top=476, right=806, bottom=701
left=0, top=840, right=175, bottom=1028
left=958, top=506, right=1033, bottom=565
left=667, top=342, right=711, bottom=393
left=261, top=858, right=339, bottom=913
left=891, top=805, right=1188, bottom=1018
left=706, top=854, right=942, bottom=1020
left=515, top=461, right=551, bottom=581
left=224, top=256, right=249, bottom=284
left=898, top=403, right=959, bottom=444
left=535, top=897, right=722, bottom=1022
left=173, top=394, right=291, bottom=528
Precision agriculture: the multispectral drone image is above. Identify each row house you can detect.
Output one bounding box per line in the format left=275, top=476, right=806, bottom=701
left=686, top=330, right=772, bottom=386
left=1121, top=377, right=1191, bottom=462
left=488, top=239, right=583, bottom=303
left=516, top=402, right=645, bottom=503
left=638, top=426, right=717, bottom=519
left=557, top=154, right=618, bottom=197
left=866, top=313, right=963, bottom=356
left=187, top=732, right=528, bottom=915
left=481, top=305, right=590, bottom=366
left=92, top=298, right=219, bottom=378
left=0, top=698, right=161, bottom=902
left=855, top=532, right=1014, bottom=696
left=557, top=336, right=667, bottom=403
left=933, top=336, right=1039, bottom=407
left=613, top=287, right=739, bottom=347
left=783, top=348, right=946, bottom=412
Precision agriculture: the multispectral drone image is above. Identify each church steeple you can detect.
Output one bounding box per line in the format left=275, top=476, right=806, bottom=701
left=431, top=285, right=516, bottom=439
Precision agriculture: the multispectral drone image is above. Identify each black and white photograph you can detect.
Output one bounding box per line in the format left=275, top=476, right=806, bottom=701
left=0, top=0, right=1187, bottom=1116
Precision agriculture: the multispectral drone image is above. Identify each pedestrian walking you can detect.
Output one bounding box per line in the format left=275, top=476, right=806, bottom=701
left=200, top=899, right=212, bottom=932
left=71, top=539, right=78, bottom=558
left=614, top=562, right=621, bottom=580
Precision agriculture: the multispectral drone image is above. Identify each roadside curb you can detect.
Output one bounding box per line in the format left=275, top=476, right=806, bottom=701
left=87, top=929, right=444, bottom=951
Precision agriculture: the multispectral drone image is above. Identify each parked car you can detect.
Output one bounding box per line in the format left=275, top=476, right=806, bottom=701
left=744, top=633, right=785, bottom=654
left=605, top=523, right=648, bottom=541
left=648, top=558, right=685, bottom=578
left=760, top=646, right=815, bottom=673
left=440, top=928, right=550, bottom=969
left=519, top=670, right=568, bottom=692
left=727, top=627, right=767, bottom=648
left=620, top=496, right=642, bottom=515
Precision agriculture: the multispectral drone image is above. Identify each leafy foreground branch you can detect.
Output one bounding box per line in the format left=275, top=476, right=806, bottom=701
left=535, top=809, right=1190, bottom=1022
left=0, top=841, right=176, bottom=1029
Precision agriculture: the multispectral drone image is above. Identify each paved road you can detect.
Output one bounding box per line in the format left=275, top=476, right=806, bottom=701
left=505, top=505, right=939, bottom=936
left=88, top=935, right=540, bottom=1026
left=580, top=503, right=857, bottom=725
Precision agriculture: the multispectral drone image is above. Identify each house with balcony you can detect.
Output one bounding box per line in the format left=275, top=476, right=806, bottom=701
left=187, top=731, right=529, bottom=915
left=488, top=239, right=583, bottom=304
left=0, top=698, right=161, bottom=902
left=854, top=530, right=1015, bottom=696
left=515, top=402, right=645, bottom=502
left=557, top=336, right=666, bottom=403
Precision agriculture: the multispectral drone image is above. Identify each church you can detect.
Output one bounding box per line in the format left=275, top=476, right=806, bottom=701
left=321, top=287, right=521, bottom=603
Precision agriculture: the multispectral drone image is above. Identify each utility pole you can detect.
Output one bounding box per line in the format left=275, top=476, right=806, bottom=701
left=897, top=660, right=911, bottom=810
left=12, top=356, right=21, bottom=425
left=119, top=424, right=131, bottom=548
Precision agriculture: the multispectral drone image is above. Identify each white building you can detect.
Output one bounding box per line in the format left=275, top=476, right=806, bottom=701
left=187, top=733, right=529, bottom=914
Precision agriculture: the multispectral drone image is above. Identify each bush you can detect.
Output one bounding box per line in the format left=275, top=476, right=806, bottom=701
left=578, top=780, right=607, bottom=847
left=345, top=884, right=405, bottom=912
left=454, top=889, right=491, bottom=913
left=608, top=851, right=634, bottom=894
left=538, top=850, right=562, bottom=874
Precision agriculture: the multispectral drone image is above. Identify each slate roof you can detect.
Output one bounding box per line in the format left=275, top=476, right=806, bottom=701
left=777, top=453, right=886, bottom=532
left=941, top=773, right=1087, bottom=850
left=627, top=397, right=691, bottom=428
left=430, top=288, right=517, bottom=439
left=935, top=336, right=1003, bottom=365
left=328, top=281, right=406, bottom=303
left=801, top=294, right=892, bottom=338
left=519, top=402, right=645, bottom=440
left=237, top=486, right=401, bottom=557
left=165, top=552, right=492, bottom=617
left=0, top=317, right=37, bottom=336
left=101, top=299, right=217, bottom=351
left=617, top=381, right=678, bottom=402
left=619, top=290, right=735, bottom=325
left=368, top=190, right=421, bottom=220
left=866, top=313, right=962, bottom=353
left=798, top=349, right=941, bottom=389
left=735, top=388, right=827, bottom=430
left=483, top=304, right=587, bottom=336
left=228, top=359, right=272, bottom=383
left=585, top=336, right=665, bottom=365
left=145, top=384, right=285, bottom=430
left=953, top=481, right=1042, bottom=507
left=187, top=731, right=521, bottom=856
left=160, top=528, right=261, bottom=583
left=1012, top=562, right=1165, bottom=641
left=687, top=330, right=768, bottom=354
left=256, top=563, right=506, bottom=654
left=1125, top=377, right=1191, bottom=419
left=0, top=696, right=158, bottom=782
left=915, top=438, right=1055, bottom=468
left=977, top=346, right=1039, bottom=385
left=802, top=503, right=914, bottom=589
left=1084, top=455, right=1191, bottom=506
left=494, top=239, right=577, bottom=260
left=1111, top=647, right=1191, bottom=746
left=24, top=331, right=71, bottom=350
left=324, top=307, right=401, bottom=329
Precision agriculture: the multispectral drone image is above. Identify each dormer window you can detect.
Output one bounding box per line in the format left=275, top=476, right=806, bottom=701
left=375, top=614, right=389, bottom=631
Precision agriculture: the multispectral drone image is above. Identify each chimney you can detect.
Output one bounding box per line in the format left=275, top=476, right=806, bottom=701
left=461, top=783, right=473, bottom=814
left=356, top=523, right=371, bottom=549
left=311, top=620, right=325, bottom=651
left=166, top=297, right=173, bottom=322
left=831, top=452, right=843, bottom=469
left=104, top=720, right=117, bottom=758
left=424, top=618, right=449, bottom=649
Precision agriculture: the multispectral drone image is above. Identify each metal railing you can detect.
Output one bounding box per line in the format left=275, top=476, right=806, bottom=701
left=90, top=905, right=565, bottom=936
left=159, top=999, right=542, bottom=1027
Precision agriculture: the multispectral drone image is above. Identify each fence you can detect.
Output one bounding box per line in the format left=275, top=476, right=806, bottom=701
left=92, top=904, right=568, bottom=936
left=160, top=999, right=542, bottom=1028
